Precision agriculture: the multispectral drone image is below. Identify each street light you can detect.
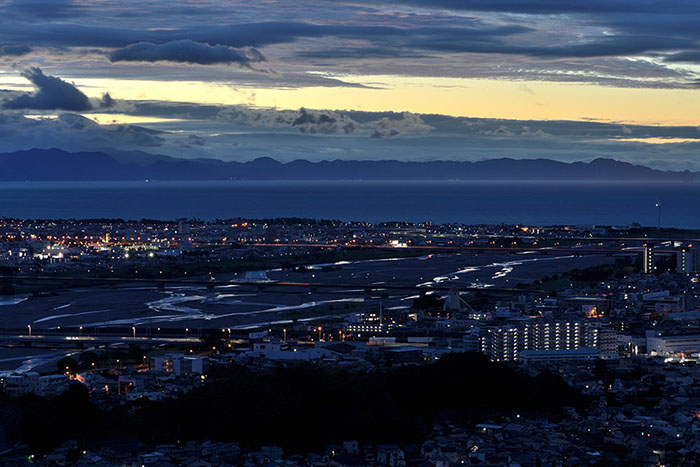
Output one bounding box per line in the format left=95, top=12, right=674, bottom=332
left=132, top=326, right=136, bottom=339
left=79, top=326, right=83, bottom=337
left=27, top=324, right=31, bottom=337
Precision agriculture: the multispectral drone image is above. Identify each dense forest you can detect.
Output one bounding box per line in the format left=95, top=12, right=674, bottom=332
left=7, top=352, right=587, bottom=454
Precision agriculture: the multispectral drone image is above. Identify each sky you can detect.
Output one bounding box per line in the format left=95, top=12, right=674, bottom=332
left=1, top=0, right=700, bottom=169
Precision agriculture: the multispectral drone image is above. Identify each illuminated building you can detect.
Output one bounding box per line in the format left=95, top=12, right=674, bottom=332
left=479, top=321, right=617, bottom=361
left=643, top=243, right=655, bottom=274
left=345, top=304, right=401, bottom=334
left=519, top=347, right=601, bottom=364
left=344, top=322, right=389, bottom=334
left=646, top=331, right=700, bottom=356
left=150, top=354, right=209, bottom=376
left=677, top=246, right=698, bottom=274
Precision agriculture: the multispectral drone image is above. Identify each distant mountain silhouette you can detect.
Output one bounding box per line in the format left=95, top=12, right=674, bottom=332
left=0, top=148, right=695, bottom=181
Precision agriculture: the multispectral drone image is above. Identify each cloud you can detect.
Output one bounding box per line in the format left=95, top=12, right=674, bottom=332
left=0, top=44, right=31, bottom=57
left=477, top=125, right=550, bottom=138
left=480, top=126, right=515, bottom=137
left=3, top=67, right=92, bottom=111
left=2, top=0, right=82, bottom=20
left=99, top=92, right=116, bottom=109
left=57, top=113, right=166, bottom=146
left=0, top=20, right=529, bottom=53
left=5, top=101, right=700, bottom=169
left=337, top=0, right=700, bottom=15
left=0, top=111, right=170, bottom=152
left=109, top=40, right=266, bottom=68
left=217, top=106, right=359, bottom=135
left=296, top=47, right=430, bottom=60
left=520, top=126, right=551, bottom=137
left=177, top=134, right=207, bottom=148
left=0, top=14, right=693, bottom=73
left=291, top=108, right=357, bottom=135
left=0, top=21, right=328, bottom=49
left=0, top=1, right=698, bottom=91
left=664, top=50, right=700, bottom=64
left=123, top=100, right=700, bottom=145
left=370, top=113, right=433, bottom=139
left=187, top=134, right=206, bottom=146
left=216, top=106, right=433, bottom=138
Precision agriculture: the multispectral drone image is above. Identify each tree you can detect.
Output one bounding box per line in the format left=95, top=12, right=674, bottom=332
left=57, top=356, right=79, bottom=373
left=411, top=294, right=444, bottom=310
left=78, top=351, right=99, bottom=367
left=0, top=283, right=15, bottom=295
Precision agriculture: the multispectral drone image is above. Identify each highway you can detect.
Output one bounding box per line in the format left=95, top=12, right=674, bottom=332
left=0, top=332, right=202, bottom=348
left=0, top=274, right=544, bottom=295
left=247, top=242, right=675, bottom=255
left=0, top=242, right=643, bottom=295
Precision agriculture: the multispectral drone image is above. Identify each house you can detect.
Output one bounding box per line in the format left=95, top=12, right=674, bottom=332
left=342, top=440, right=359, bottom=455
left=377, top=444, right=406, bottom=467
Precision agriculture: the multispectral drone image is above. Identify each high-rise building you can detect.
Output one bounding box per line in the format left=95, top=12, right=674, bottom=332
left=677, top=246, right=698, bottom=274
left=478, top=320, right=615, bottom=361
left=177, top=220, right=190, bottom=235
left=643, top=243, right=655, bottom=274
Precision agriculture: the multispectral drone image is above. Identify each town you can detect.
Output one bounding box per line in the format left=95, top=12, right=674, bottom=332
left=1, top=218, right=700, bottom=466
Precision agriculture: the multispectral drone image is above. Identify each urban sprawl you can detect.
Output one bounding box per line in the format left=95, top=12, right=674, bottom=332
left=1, top=218, right=700, bottom=466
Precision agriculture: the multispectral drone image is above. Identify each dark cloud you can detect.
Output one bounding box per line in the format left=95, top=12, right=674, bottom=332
left=345, top=0, right=700, bottom=15
left=369, top=113, right=433, bottom=139
left=4, top=101, right=700, bottom=169
left=109, top=40, right=266, bottom=68
left=3, top=67, right=92, bottom=111
left=0, top=44, right=31, bottom=57
left=186, top=134, right=206, bottom=146
left=371, top=129, right=399, bottom=139
left=296, top=47, right=431, bottom=60
left=0, top=20, right=529, bottom=52
left=0, top=13, right=691, bottom=64
left=358, top=0, right=700, bottom=62
left=218, top=106, right=361, bottom=135
left=216, top=106, right=432, bottom=138
left=291, top=2, right=700, bottom=64
left=93, top=100, right=700, bottom=145
left=333, top=23, right=697, bottom=64
left=99, top=92, right=115, bottom=109
left=62, top=115, right=166, bottom=147
left=527, top=38, right=688, bottom=59
left=0, top=21, right=323, bottom=49
left=478, top=125, right=551, bottom=137
left=0, top=0, right=697, bottom=91
left=664, top=50, right=700, bottom=64
left=218, top=106, right=356, bottom=135
left=2, top=0, right=83, bottom=20
left=0, top=111, right=168, bottom=152
left=291, top=108, right=356, bottom=135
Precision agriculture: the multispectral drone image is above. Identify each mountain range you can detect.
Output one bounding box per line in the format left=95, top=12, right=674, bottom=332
left=0, top=148, right=695, bottom=182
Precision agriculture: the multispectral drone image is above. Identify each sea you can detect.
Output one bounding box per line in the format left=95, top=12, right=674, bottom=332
left=0, top=180, right=697, bottom=228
